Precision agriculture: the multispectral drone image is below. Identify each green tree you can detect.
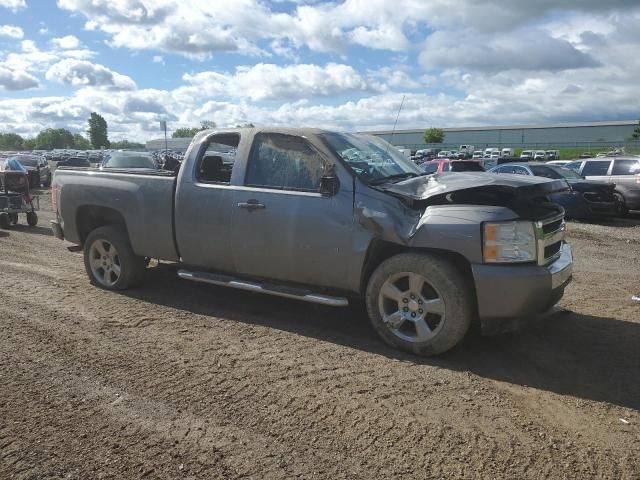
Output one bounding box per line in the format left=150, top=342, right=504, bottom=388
left=631, top=120, right=640, bottom=140
left=110, top=139, right=145, bottom=149
left=172, top=127, right=201, bottom=138
left=23, top=138, right=36, bottom=150
left=73, top=133, right=92, bottom=150
left=235, top=123, right=255, bottom=128
left=423, top=127, right=445, bottom=144
left=200, top=120, right=216, bottom=130
left=0, top=132, right=24, bottom=150
left=87, top=112, right=110, bottom=149
left=34, top=128, right=75, bottom=149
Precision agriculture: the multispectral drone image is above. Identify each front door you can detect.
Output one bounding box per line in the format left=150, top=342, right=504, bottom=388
left=231, top=132, right=353, bottom=290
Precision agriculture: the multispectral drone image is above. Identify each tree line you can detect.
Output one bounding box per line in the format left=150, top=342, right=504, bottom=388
left=0, top=112, right=143, bottom=151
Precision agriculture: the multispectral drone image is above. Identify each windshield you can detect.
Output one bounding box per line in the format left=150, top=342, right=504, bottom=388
left=320, top=133, right=421, bottom=183
left=530, top=165, right=582, bottom=180
left=105, top=153, right=156, bottom=169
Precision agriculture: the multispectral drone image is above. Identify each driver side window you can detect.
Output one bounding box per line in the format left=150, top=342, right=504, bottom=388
left=245, top=133, right=326, bottom=192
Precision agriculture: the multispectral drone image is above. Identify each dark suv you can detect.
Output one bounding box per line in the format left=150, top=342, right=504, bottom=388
left=565, top=157, right=640, bottom=214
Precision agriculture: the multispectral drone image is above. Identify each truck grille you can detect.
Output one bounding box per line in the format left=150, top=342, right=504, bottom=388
left=535, top=212, right=565, bottom=266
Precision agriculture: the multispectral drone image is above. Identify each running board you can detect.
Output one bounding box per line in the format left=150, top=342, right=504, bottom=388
left=177, top=270, right=349, bottom=307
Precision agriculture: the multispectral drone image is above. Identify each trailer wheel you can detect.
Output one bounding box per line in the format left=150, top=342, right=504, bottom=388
left=9, top=213, right=18, bottom=225
left=0, top=213, right=10, bottom=229
left=84, top=225, right=146, bottom=290
left=26, top=211, right=38, bottom=227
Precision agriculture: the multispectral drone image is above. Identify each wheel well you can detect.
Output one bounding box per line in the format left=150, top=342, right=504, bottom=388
left=76, top=205, right=127, bottom=245
left=360, top=239, right=475, bottom=297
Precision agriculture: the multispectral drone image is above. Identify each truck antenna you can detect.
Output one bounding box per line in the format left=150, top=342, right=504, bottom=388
left=386, top=94, right=406, bottom=154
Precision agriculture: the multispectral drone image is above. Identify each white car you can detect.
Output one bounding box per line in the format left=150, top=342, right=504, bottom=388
left=437, top=151, right=450, bottom=158
left=534, top=150, right=546, bottom=160
left=501, top=148, right=513, bottom=157
left=520, top=150, right=533, bottom=159
left=472, top=150, right=484, bottom=159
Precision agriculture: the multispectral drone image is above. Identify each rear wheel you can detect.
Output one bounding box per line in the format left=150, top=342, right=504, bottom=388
left=9, top=213, right=18, bottom=225
left=0, top=213, right=10, bottom=229
left=366, top=253, right=473, bottom=356
left=83, top=225, right=146, bottom=290
left=614, top=192, right=629, bottom=217
left=26, top=211, right=38, bottom=227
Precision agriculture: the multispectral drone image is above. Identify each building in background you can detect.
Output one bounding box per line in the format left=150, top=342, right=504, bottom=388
left=366, top=120, right=639, bottom=150
left=146, top=120, right=639, bottom=152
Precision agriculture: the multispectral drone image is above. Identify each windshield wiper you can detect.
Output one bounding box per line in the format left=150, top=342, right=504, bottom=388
left=369, top=172, right=421, bottom=185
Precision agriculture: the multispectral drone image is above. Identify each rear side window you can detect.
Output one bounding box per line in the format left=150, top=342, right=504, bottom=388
left=245, top=133, right=325, bottom=192
left=565, top=161, right=583, bottom=172
left=612, top=159, right=640, bottom=176
left=196, top=133, right=240, bottom=184
left=441, top=162, right=451, bottom=172
left=582, top=160, right=611, bottom=176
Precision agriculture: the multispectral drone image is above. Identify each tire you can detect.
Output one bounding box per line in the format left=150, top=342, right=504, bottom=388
left=26, top=211, right=38, bottom=227
left=9, top=213, right=18, bottom=225
left=614, top=192, right=629, bottom=217
left=43, top=173, right=52, bottom=188
left=0, top=213, right=10, bottom=229
left=83, top=225, right=146, bottom=290
left=365, top=253, right=473, bottom=356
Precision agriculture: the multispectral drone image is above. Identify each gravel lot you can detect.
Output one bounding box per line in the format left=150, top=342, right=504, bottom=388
left=1, top=190, right=639, bottom=479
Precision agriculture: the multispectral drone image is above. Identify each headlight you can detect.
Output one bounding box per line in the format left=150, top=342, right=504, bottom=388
left=483, top=221, right=537, bottom=263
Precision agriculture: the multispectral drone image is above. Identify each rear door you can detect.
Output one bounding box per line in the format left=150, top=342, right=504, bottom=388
left=230, top=132, right=354, bottom=289
left=581, top=159, right=612, bottom=181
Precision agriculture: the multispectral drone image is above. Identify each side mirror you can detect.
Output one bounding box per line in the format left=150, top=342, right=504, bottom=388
left=319, top=164, right=339, bottom=197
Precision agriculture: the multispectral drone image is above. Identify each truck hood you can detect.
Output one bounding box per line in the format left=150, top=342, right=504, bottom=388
left=379, top=172, right=569, bottom=203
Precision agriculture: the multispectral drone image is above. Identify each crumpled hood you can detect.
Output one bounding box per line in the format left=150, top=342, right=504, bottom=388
left=379, top=172, right=570, bottom=202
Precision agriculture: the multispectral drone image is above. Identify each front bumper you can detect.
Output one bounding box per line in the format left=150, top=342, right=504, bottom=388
left=50, top=219, right=64, bottom=240
left=472, top=243, right=573, bottom=334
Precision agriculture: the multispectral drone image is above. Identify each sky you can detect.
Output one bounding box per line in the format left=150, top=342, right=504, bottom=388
left=0, top=0, right=639, bottom=142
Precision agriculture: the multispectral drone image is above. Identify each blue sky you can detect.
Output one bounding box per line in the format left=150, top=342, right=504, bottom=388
left=1, top=0, right=639, bottom=141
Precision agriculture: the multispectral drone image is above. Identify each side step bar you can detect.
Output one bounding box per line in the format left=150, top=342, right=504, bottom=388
left=177, top=270, right=349, bottom=307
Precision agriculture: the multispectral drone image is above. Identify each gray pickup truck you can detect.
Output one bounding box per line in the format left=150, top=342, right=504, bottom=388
left=51, top=128, right=573, bottom=355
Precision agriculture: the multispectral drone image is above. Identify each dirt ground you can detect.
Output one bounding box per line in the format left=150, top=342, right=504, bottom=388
left=1, top=190, right=639, bottom=480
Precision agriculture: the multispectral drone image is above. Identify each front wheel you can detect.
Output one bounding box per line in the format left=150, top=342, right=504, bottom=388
left=366, top=253, right=474, bottom=356
left=83, top=225, right=146, bottom=290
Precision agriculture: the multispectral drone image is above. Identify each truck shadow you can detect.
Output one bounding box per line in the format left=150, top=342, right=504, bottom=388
left=121, top=264, right=640, bottom=411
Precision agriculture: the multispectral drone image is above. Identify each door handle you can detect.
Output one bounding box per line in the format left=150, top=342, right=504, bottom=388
left=237, top=199, right=265, bottom=210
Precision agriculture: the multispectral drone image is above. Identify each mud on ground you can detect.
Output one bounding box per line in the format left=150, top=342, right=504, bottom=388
left=1, top=191, right=639, bottom=479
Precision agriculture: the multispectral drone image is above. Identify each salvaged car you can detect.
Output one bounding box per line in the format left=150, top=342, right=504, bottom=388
left=51, top=128, right=573, bottom=356
left=489, top=162, right=617, bottom=219
left=11, top=154, right=51, bottom=188
left=565, top=157, right=640, bottom=215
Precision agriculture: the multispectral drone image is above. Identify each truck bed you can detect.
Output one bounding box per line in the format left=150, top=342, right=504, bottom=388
left=53, top=167, right=179, bottom=261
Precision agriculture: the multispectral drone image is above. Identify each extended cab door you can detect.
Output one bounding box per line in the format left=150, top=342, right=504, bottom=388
left=230, top=132, right=354, bottom=290
left=175, top=132, right=247, bottom=272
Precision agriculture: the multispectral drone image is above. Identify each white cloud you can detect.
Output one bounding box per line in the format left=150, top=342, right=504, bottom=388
left=419, top=29, right=600, bottom=73
left=176, top=63, right=382, bottom=102
left=0, top=0, right=26, bottom=11
left=0, top=24, right=24, bottom=39
left=51, top=35, right=81, bottom=49
left=45, top=59, right=136, bottom=90
left=152, top=55, right=164, bottom=64
left=0, top=65, right=39, bottom=90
